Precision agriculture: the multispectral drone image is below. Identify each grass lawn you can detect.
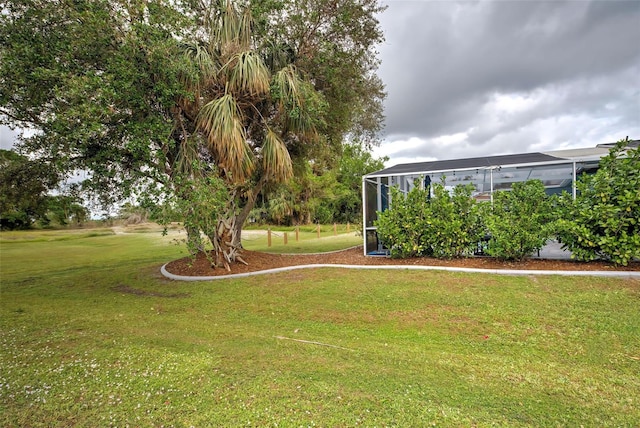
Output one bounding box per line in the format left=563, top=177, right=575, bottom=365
left=241, top=225, right=362, bottom=254
left=1, top=228, right=639, bottom=426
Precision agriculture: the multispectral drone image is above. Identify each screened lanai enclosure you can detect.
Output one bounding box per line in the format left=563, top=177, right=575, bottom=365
left=362, top=143, right=629, bottom=255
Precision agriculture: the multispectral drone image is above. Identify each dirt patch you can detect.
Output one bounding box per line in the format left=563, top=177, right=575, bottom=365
left=112, top=284, right=190, bottom=298
left=163, top=246, right=640, bottom=278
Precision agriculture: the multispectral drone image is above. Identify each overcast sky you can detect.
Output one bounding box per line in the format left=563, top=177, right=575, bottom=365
left=2, top=0, right=639, bottom=167
left=0, top=127, right=23, bottom=150
left=373, top=0, right=640, bottom=166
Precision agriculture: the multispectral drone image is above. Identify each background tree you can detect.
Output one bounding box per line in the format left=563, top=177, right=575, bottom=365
left=250, top=142, right=387, bottom=226
left=334, top=142, right=387, bottom=223
left=0, top=149, right=59, bottom=229
left=45, top=195, right=89, bottom=227
left=118, top=202, right=150, bottom=226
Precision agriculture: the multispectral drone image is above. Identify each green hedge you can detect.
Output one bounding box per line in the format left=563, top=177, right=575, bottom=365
left=375, top=181, right=483, bottom=258
left=557, top=139, right=640, bottom=266
left=482, top=180, right=555, bottom=261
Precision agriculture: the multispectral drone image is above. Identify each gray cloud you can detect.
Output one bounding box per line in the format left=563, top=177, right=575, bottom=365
left=375, top=0, right=640, bottom=164
left=0, top=125, right=18, bottom=150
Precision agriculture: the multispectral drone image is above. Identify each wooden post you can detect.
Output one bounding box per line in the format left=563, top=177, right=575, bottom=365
left=333, top=223, right=337, bottom=235
left=317, top=224, right=320, bottom=239
left=284, top=232, right=288, bottom=245
left=295, top=226, right=299, bottom=241
left=267, top=228, right=272, bottom=247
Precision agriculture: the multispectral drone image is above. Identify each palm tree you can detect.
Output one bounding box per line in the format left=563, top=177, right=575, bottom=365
left=175, top=0, right=318, bottom=270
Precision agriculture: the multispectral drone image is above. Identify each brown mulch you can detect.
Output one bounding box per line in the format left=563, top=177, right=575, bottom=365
left=164, top=246, right=640, bottom=277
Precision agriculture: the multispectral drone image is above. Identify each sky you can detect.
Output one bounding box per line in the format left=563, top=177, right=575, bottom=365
left=372, top=0, right=640, bottom=166
left=2, top=0, right=639, bottom=166
left=0, top=113, right=18, bottom=147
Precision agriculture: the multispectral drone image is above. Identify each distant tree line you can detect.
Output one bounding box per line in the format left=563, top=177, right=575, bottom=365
left=0, top=150, right=88, bottom=229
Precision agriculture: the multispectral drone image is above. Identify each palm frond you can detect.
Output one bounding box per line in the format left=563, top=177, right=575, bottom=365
left=196, top=94, right=254, bottom=181
left=288, top=108, right=318, bottom=137
left=264, top=41, right=295, bottom=71
left=212, top=0, right=251, bottom=53
left=237, top=6, right=252, bottom=48
left=223, top=51, right=270, bottom=96
left=191, top=43, right=217, bottom=78
left=179, top=41, right=218, bottom=102
left=272, top=65, right=318, bottom=137
left=262, top=128, right=293, bottom=182
left=273, top=65, right=302, bottom=110
left=174, top=135, right=202, bottom=178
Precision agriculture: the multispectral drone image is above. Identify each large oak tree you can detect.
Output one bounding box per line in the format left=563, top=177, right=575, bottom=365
left=0, top=0, right=385, bottom=267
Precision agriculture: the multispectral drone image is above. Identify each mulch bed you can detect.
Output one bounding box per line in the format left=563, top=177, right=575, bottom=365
left=164, top=246, right=640, bottom=277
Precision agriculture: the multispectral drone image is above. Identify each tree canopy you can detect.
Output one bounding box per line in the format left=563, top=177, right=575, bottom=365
left=1, top=0, right=190, bottom=204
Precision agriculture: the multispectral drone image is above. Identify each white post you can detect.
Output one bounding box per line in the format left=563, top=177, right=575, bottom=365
left=490, top=167, right=494, bottom=205
left=385, top=177, right=390, bottom=208
left=362, top=177, right=367, bottom=256
left=572, top=161, right=577, bottom=200
left=376, top=177, right=382, bottom=213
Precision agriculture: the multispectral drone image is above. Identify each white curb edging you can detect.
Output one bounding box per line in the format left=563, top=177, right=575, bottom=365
left=161, top=263, right=640, bottom=281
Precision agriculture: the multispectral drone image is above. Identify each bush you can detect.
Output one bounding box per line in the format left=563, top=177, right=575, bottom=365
left=312, top=204, right=334, bottom=225
left=375, top=181, right=483, bottom=258
left=483, top=180, right=555, bottom=260
left=429, top=183, right=484, bottom=258
left=556, top=139, right=640, bottom=266
left=0, top=210, right=31, bottom=230
left=374, top=185, right=429, bottom=258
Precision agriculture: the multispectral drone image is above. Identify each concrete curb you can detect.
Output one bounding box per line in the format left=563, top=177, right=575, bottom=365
left=161, top=263, right=640, bottom=281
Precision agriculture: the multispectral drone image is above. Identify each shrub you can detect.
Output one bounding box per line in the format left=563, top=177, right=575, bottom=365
left=556, top=139, right=640, bottom=266
left=374, top=184, right=430, bottom=258
left=483, top=180, right=555, bottom=260
left=429, top=183, right=484, bottom=258
left=375, top=181, right=483, bottom=258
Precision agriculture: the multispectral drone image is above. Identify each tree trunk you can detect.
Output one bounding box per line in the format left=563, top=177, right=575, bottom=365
left=231, top=178, right=266, bottom=247
left=207, top=215, right=247, bottom=271
left=206, top=178, right=266, bottom=270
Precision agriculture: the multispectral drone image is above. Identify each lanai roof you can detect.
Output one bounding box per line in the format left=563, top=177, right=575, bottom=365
left=367, top=152, right=560, bottom=177
left=365, top=142, right=637, bottom=178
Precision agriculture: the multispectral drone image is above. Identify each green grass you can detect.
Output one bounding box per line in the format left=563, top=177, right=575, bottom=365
left=0, top=228, right=116, bottom=243
left=241, top=227, right=362, bottom=253
left=1, top=229, right=639, bottom=426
